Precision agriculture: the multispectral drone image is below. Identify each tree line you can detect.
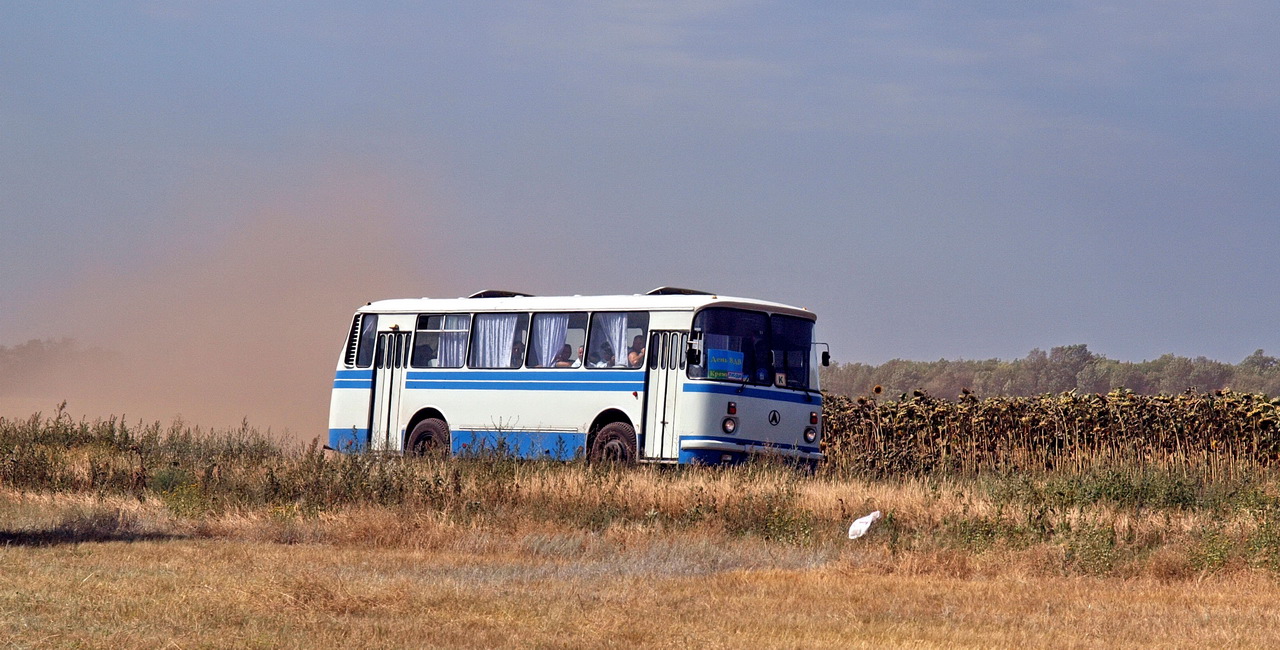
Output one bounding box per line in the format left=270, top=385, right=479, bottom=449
left=820, top=345, right=1280, bottom=399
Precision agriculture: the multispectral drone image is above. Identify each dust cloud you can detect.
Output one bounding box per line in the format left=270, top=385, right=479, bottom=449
left=1, top=171, right=438, bottom=442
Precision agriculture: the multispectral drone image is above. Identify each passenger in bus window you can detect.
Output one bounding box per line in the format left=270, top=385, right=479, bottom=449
left=552, top=344, right=574, bottom=367
left=591, top=342, right=615, bottom=368
left=511, top=341, right=526, bottom=368
left=415, top=342, right=436, bottom=367
left=573, top=346, right=585, bottom=368
left=627, top=336, right=645, bottom=368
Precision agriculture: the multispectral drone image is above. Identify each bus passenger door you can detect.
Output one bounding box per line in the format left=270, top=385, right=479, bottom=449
left=643, top=331, right=685, bottom=460
left=369, top=330, right=411, bottom=452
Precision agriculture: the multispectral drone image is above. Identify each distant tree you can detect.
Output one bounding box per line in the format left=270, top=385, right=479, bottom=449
left=1044, top=344, right=1096, bottom=393
left=1019, top=348, right=1049, bottom=395
left=1187, top=357, right=1233, bottom=392
left=1240, top=349, right=1279, bottom=373
left=1150, top=355, right=1195, bottom=394
left=1233, top=349, right=1280, bottom=394
left=819, top=344, right=1280, bottom=398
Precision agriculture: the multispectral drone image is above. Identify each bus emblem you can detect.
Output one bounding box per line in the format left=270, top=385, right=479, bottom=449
left=768, top=410, right=781, bottom=426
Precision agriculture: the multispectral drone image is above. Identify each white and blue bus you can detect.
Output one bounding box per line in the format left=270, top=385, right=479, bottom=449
left=328, top=288, right=828, bottom=465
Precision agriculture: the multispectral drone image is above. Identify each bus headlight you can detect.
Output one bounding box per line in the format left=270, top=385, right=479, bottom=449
left=803, top=427, right=818, bottom=443
left=722, top=417, right=737, bottom=434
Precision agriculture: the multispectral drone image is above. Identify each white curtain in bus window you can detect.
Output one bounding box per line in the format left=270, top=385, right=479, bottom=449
left=439, top=314, right=470, bottom=367
left=594, top=313, right=628, bottom=368
left=471, top=313, right=521, bottom=368
left=531, top=313, right=569, bottom=367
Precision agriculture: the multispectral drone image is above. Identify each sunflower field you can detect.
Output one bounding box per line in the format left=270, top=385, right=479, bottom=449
left=821, top=388, right=1280, bottom=478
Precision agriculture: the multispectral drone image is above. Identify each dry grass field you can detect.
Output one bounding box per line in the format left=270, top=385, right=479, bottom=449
left=6, top=407, right=1280, bottom=647
left=5, top=486, right=1280, bottom=648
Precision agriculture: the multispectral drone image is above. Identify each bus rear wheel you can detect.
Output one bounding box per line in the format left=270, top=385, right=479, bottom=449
left=407, top=418, right=450, bottom=458
left=589, top=422, right=637, bottom=465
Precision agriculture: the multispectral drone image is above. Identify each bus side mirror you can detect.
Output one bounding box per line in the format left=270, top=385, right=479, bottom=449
left=821, top=351, right=831, bottom=367
left=686, top=345, right=701, bottom=366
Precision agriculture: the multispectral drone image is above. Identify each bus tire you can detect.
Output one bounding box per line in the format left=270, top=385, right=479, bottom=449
left=589, top=422, right=636, bottom=465
left=407, top=418, right=450, bottom=458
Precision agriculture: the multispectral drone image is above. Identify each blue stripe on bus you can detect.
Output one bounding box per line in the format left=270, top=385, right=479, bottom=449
left=405, top=370, right=644, bottom=381
left=329, top=428, right=368, bottom=451
left=452, top=429, right=586, bottom=460
left=405, top=380, right=643, bottom=392
left=334, top=380, right=374, bottom=389
left=682, top=383, right=823, bottom=405
left=335, top=369, right=373, bottom=379
left=326, top=428, right=586, bottom=459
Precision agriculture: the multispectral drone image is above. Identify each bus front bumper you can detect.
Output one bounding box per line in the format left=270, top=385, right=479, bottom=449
left=678, top=438, right=824, bottom=464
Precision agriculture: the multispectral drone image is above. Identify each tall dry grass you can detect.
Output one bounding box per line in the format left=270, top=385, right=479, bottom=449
left=5, top=396, right=1280, bottom=580
left=8, top=396, right=1280, bottom=646
left=9, top=398, right=1280, bottom=647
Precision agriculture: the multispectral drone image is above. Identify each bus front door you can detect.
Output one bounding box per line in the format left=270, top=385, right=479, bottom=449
left=643, top=331, right=685, bottom=460
left=369, top=330, right=411, bottom=452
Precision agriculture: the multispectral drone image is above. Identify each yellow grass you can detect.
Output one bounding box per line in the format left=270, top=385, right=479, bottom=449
left=5, top=534, right=1280, bottom=648
left=5, top=483, right=1280, bottom=648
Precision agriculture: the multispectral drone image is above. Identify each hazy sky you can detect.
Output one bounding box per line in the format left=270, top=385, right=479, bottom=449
left=2, top=3, right=1278, bottom=431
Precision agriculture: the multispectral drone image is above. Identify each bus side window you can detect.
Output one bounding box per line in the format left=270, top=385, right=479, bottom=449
left=529, top=312, right=588, bottom=368
left=469, top=313, right=530, bottom=369
left=413, top=314, right=470, bottom=368
left=412, top=315, right=439, bottom=368
left=355, top=314, right=378, bottom=368
left=587, top=311, right=649, bottom=369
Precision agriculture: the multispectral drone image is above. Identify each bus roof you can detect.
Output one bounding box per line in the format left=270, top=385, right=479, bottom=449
left=357, top=291, right=816, bottom=320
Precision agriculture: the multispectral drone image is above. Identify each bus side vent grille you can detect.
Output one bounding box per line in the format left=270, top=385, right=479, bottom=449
left=343, top=314, right=362, bottom=367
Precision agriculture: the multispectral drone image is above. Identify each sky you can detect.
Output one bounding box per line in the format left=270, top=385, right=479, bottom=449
left=2, top=2, right=1278, bottom=435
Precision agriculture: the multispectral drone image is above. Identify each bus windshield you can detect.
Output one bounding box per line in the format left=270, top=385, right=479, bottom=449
left=689, top=308, right=816, bottom=390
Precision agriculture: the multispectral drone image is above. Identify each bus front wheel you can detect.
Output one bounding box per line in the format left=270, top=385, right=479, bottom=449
left=407, top=418, right=450, bottom=458
left=589, top=422, right=636, bottom=465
